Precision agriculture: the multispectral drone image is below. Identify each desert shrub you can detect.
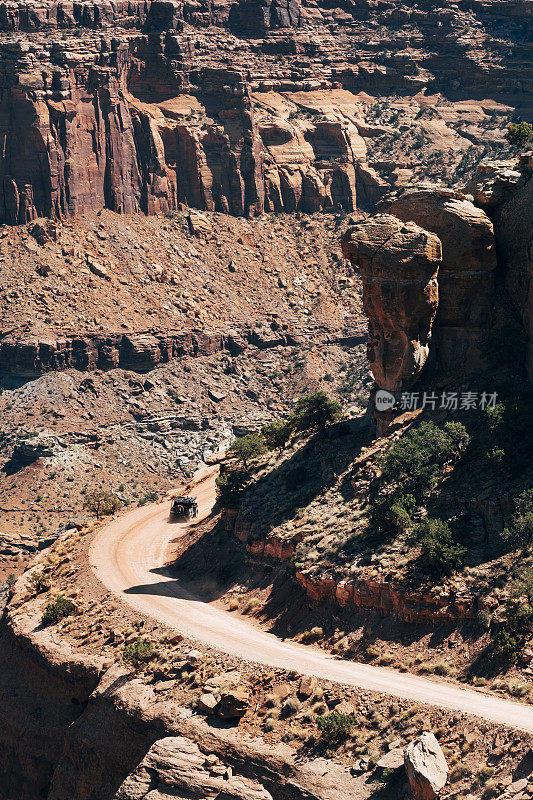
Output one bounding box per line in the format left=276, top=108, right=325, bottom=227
left=215, top=469, right=248, bottom=509
left=370, top=493, right=416, bottom=535
left=409, top=518, right=465, bottom=575
left=83, top=490, right=122, bottom=518
left=29, top=570, right=51, bottom=593
left=380, top=421, right=469, bottom=495
left=282, top=697, right=301, bottom=716
left=261, top=420, right=291, bottom=451
left=138, top=491, right=158, bottom=506
left=123, top=638, right=154, bottom=667
left=41, top=595, right=76, bottom=626
left=502, top=490, right=533, bottom=554
left=289, top=391, right=341, bottom=432
left=485, top=396, right=533, bottom=476
left=506, top=120, right=533, bottom=148
left=301, top=626, right=323, bottom=642
left=316, top=712, right=356, bottom=743
left=491, top=567, right=533, bottom=661
left=5, top=573, right=15, bottom=588
left=229, top=433, right=267, bottom=468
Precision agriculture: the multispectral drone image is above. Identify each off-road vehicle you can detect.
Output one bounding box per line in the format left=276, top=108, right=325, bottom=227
left=170, top=496, right=198, bottom=520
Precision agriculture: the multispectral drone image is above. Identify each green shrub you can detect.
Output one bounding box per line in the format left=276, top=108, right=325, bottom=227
left=380, top=421, right=469, bottom=495
left=370, top=493, right=416, bottom=535
left=29, top=571, right=51, bottom=593
left=261, top=420, right=291, bottom=451
left=506, top=121, right=533, bottom=148
left=492, top=567, right=533, bottom=661
left=41, top=595, right=76, bottom=626
left=229, top=433, right=267, bottom=468
left=138, top=491, right=158, bottom=506
left=485, top=396, right=532, bottom=476
left=83, top=490, right=122, bottom=518
left=316, top=712, right=356, bottom=743
left=215, top=469, right=248, bottom=509
left=503, top=490, right=533, bottom=554
left=123, top=638, right=154, bottom=667
left=289, top=391, right=341, bottom=432
left=409, top=518, right=465, bottom=575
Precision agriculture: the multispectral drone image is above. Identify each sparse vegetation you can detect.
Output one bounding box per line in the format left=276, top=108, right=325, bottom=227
left=83, top=490, right=122, bottom=518
left=380, top=421, right=469, bottom=495
left=229, top=433, right=267, bottom=468
left=41, top=595, right=76, bottom=626
left=505, top=120, right=533, bottom=148
left=261, top=420, right=291, bottom=451
left=215, top=469, right=248, bottom=508
left=409, top=518, right=466, bottom=575
left=316, top=712, right=356, bottom=743
left=123, top=638, right=154, bottom=668
left=289, top=391, right=341, bottom=432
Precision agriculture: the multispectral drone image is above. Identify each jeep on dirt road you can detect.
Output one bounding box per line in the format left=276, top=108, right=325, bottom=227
left=170, top=496, right=199, bottom=520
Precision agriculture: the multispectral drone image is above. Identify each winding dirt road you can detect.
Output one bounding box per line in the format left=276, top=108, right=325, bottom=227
left=90, top=467, right=533, bottom=733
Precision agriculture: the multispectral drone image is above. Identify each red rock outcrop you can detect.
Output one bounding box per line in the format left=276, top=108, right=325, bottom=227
left=341, top=214, right=441, bottom=391
left=383, top=189, right=497, bottom=377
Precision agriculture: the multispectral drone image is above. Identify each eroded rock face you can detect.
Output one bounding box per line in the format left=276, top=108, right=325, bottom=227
left=114, top=736, right=274, bottom=800
left=404, top=733, right=448, bottom=800
left=384, top=189, right=497, bottom=376
left=341, top=214, right=441, bottom=391
left=493, top=167, right=533, bottom=381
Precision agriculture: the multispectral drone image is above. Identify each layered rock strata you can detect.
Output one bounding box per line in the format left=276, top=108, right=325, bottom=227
left=0, top=325, right=365, bottom=377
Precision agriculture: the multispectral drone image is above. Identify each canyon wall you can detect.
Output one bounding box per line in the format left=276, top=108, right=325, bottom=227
left=0, top=0, right=532, bottom=225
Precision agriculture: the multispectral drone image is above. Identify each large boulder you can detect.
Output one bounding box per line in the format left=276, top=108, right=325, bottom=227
left=114, top=736, right=273, bottom=800
left=341, top=214, right=441, bottom=391
left=384, top=188, right=497, bottom=376
left=404, top=733, right=448, bottom=800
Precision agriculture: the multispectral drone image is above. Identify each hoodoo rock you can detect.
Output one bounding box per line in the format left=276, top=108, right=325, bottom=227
left=404, top=733, right=448, bottom=800
left=384, top=189, right=497, bottom=376
left=341, top=214, right=441, bottom=391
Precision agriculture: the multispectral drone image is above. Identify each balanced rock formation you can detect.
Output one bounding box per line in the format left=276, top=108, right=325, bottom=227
left=383, top=188, right=497, bottom=376
left=114, top=736, right=273, bottom=800
left=341, top=214, right=441, bottom=391
left=404, top=733, right=448, bottom=800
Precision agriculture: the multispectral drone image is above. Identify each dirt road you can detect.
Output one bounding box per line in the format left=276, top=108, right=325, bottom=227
left=90, top=467, right=533, bottom=733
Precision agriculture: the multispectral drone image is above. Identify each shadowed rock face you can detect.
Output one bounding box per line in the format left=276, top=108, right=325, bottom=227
left=341, top=214, right=441, bottom=391
left=384, top=189, right=497, bottom=376
left=494, top=168, right=533, bottom=381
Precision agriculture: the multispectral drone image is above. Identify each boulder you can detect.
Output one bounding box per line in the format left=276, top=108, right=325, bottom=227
left=404, top=733, right=448, bottom=800
left=341, top=214, right=441, bottom=392
left=377, top=748, right=404, bottom=770
left=114, top=736, right=271, bottom=799
left=197, top=693, right=220, bottom=714
left=218, top=689, right=250, bottom=719
left=298, top=675, right=318, bottom=698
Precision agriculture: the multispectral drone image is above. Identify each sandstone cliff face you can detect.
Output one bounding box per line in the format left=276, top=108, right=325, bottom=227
left=0, top=0, right=530, bottom=225
left=384, top=189, right=497, bottom=377
left=341, top=214, right=441, bottom=391
left=492, top=167, right=533, bottom=381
